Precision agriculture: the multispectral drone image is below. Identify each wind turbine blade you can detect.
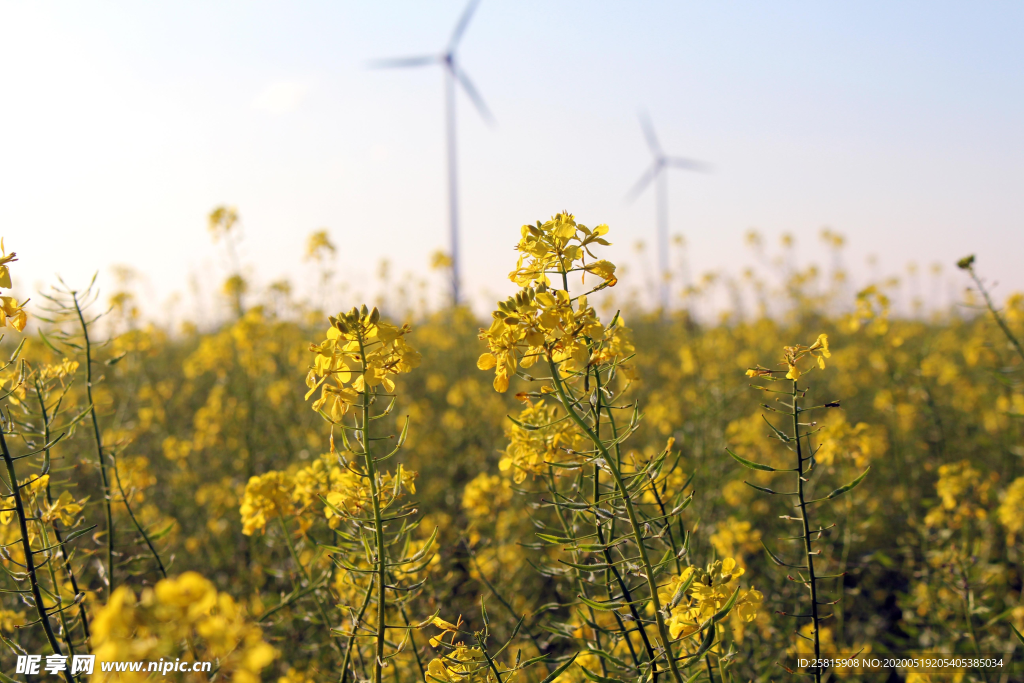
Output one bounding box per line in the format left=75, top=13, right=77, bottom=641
left=667, top=157, right=713, bottom=172
left=449, top=0, right=482, bottom=51
left=454, top=67, right=494, bottom=124
left=638, top=111, right=662, bottom=156
left=368, top=55, right=438, bottom=69
left=625, top=163, right=660, bottom=203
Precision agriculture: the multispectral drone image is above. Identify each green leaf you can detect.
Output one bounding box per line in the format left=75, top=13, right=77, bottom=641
left=711, top=586, right=740, bottom=623
left=0, top=670, right=22, bottom=683
left=63, top=403, right=95, bottom=431
left=585, top=648, right=632, bottom=672
left=761, top=540, right=803, bottom=569
left=401, top=526, right=437, bottom=564
left=395, top=415, right=411, bottom=447
left=62, top=524, right=98, bottom=546
left=574, top=543, right=614, bottom=553
left=761, top=414, right=792, bottom=442
left=1011, top=623, right=1024, bottom=646
left=536, top=533, right=571, bottom=545
left=539, top=654, right=579, bottom=683
left=826, top=466, right=871, bottom=500
left=507, top=414, right=539, bottom=430
left=559, top=560, right=615, bottom=572
left=147, top=520, right=176, bottom=542
left=37, top=329, right=62, bottom=354
left=577, top=594, right=625, bottom=612
left=688, top=622, right=716, bottom=661
left=744, top=481, right=784, bottom=495
left=725, top=448, right=776, bottom=472
left=669, top=570, right=696, bottom=610
left=580, top=667, right=629, bottom=683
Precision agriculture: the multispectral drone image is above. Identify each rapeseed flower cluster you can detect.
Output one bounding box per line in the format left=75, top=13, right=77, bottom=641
left=745, top=333, right=830, bottom=381
left=500, top=399, right=587, bottom=482
left=0, top=240, right=27, bottom=331
left=306, top=305, right=420, bottom=420
left=239, top=455, right=417, bottom=535
left=91, top=572, right=276, bottom=683
left=659, top=558, right=763, bottom=640
left=479, top=212, right=631, bottom=392
left=6, top=224, right=1024, bottom=683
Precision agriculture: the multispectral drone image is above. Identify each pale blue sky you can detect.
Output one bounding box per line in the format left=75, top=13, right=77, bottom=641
left=3, top=1, right=1023, bottom=316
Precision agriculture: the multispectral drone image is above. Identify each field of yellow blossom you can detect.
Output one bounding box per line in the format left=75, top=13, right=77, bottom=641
left=1, top=218, right=1022, bottom=683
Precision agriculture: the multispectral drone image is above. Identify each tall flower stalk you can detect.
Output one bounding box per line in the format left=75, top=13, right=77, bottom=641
left=479, top=214, right=759, bottom=683
left=27, top=359, right=93, bottom=649
left=37, top=278, right=170, bottom=589
left=737, top=336, right=869, bottom=682
left=958, top=254, right=1024, bottom=365
left=36, top=280, right=116, bottom=586
left=0, top=243, right=84, bottom=683
left=304, top=304, right=424, bottom=683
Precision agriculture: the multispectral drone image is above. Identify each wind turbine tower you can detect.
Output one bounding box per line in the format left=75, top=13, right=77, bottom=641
left=626, top=113, right=709, bottom=311
left=371, top=0, right=493, bottom=307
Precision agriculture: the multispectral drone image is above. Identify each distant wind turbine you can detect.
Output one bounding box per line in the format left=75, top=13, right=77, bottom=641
left=626, top=113, right=710, bottom=311
left=370, top=0, right=493, bottom=307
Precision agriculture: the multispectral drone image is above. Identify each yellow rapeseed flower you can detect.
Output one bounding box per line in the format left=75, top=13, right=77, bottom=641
left=91, top=572, right=276, bottom=683
left=658, top=558, right=763, bottom=640
left=306, top=305, right=420, bottom=420
left=239, top=471, right=297, bottom=536
left=0, top=239, right=27, bottom=331
left=500, top=400, right=586, bottom=482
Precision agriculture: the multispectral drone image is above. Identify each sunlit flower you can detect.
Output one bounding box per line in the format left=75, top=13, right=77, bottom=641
left=306, top=305, right=420, bottom=421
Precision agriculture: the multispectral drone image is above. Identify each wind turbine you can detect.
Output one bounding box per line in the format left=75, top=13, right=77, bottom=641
left=625, top=112, right=710, bottom=311
left=370, top=0, right=493, bottom=307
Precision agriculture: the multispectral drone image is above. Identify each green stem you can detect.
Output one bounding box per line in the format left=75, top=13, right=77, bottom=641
left=277, top=516, right=343, bottom=659
left=476, top=631, right=506, bottom=683
left=34, top=381, right=90, bottom=641
left=703, top=653, right=715, bottom=683
left=967, top=266, right=1024, bottom=364
left=466, top=547, right=545, bottom=657
left=543, top=467, right=609, bottom=675
left=792, top=381, right=821, bottom=683
left=394, top=585, right=427, bottom=683
left=717, top=651, right=729, bottom=683
left=72, top=293, right=115, bottom=589
left=36, top=521, right=75, bottom=660
left=110, top=453, right=167, bottom=578
left=549, top=358, right=684, bottom=683
left=958, top=556, right=991, bottom=683
left=358, top=333, right=387, bottom=683
left=340, top=578, right=375, bottom=683
left=590, top=369, right=657, bottom=677
left=0, top=429, right=75, bottom=683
